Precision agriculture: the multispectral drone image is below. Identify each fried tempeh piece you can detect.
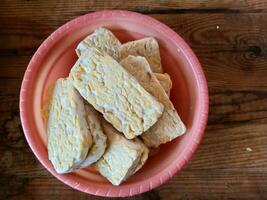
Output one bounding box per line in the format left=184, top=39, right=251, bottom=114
left=154, top=73, right=172, bottom=96
left=47, top=78, right=92, bottom=173
left=69, top=48, right=164, bottom=139
left=120, top=56, right=186, bottom=148
left=79, top=104, right=107, bottom=168
left=96, top=121, right=149, bottom=186
left=76, top=27, right=121, bottom=61
left=120, top=37, right=163, bottom=73
left=44, top=83, right=107, bottom=169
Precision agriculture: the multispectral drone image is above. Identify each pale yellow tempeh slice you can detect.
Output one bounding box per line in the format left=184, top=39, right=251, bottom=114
left=120, top=56, right=186, bottom=148
left=69, top=48, right=164, bottom=139
left=79, top=103, right=107, bottom=168
left=43, top=83, right=107, bottom=169
left=120, top=37, right=163, bottom=73
left=96, top=120, right=149, bottom=186
left=154, top=73, right=172, bottom=96
left=76, top=27, right=121, bottom=61
left=47, top=78, right=92, bottom=173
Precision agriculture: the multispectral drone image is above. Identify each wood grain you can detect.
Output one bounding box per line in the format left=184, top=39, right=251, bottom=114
left=1, top=1, right=267, bottom=199
left=1, top=13, right=267, bottom=90
left=1, top=0, right=267, bottom=15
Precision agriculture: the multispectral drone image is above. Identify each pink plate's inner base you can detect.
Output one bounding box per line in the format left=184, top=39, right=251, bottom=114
left=21, top=11, right=208, bottom=197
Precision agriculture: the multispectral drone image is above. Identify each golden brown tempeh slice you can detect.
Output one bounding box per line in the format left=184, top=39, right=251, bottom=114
left=120, top=37, right=163, bottom=73
left=96, top=121, right=149, bottom=186
left=69, top=48, right=164, bottom=139
left=41, top=84, right=55, bottom=125
left=47, top=78, right=92, bottom=173
left=154, top=73, right=172, bottom=96
left=76, top=27, right=121, bottom=61
left=120, top=56, right=186, bottom=148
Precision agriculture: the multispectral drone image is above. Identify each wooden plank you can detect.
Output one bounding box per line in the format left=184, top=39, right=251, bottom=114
left=1, top=110, right=267, bottom=199
left=208, top=89, right=267, bottom=125
left=1, top=89, right=267, bottom=169
left=154, top=14, right=267, bottom=90
left=0, top=78, right=22, bottom=96
left=158, top=168, right=267, bottom=200
left=1, top=2, right=267, bottom=199
left=1, top=169, right=267, bottom=199
left=1, top=14, right=267, bottom=91
left=0, top=0, right=267, bottom=17
left=0, top=56, right=30, bottom=78
left=3, top=116, right=266, bottom=174
left=189, top=123, right=267, bottom=169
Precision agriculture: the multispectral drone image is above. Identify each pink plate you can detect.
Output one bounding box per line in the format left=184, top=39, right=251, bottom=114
left=20, top=10, right=208, bottom=197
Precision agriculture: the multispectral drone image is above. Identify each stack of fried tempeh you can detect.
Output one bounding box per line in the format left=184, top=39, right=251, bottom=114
left=45, top=27, right=186, bottom=185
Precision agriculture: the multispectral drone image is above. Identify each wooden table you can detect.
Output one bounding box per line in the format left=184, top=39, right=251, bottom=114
left=1, top=1, right=267, bottom=199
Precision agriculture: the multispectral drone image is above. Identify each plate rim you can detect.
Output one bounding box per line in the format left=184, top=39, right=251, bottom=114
left=19, top=10, right=209, bottom=197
